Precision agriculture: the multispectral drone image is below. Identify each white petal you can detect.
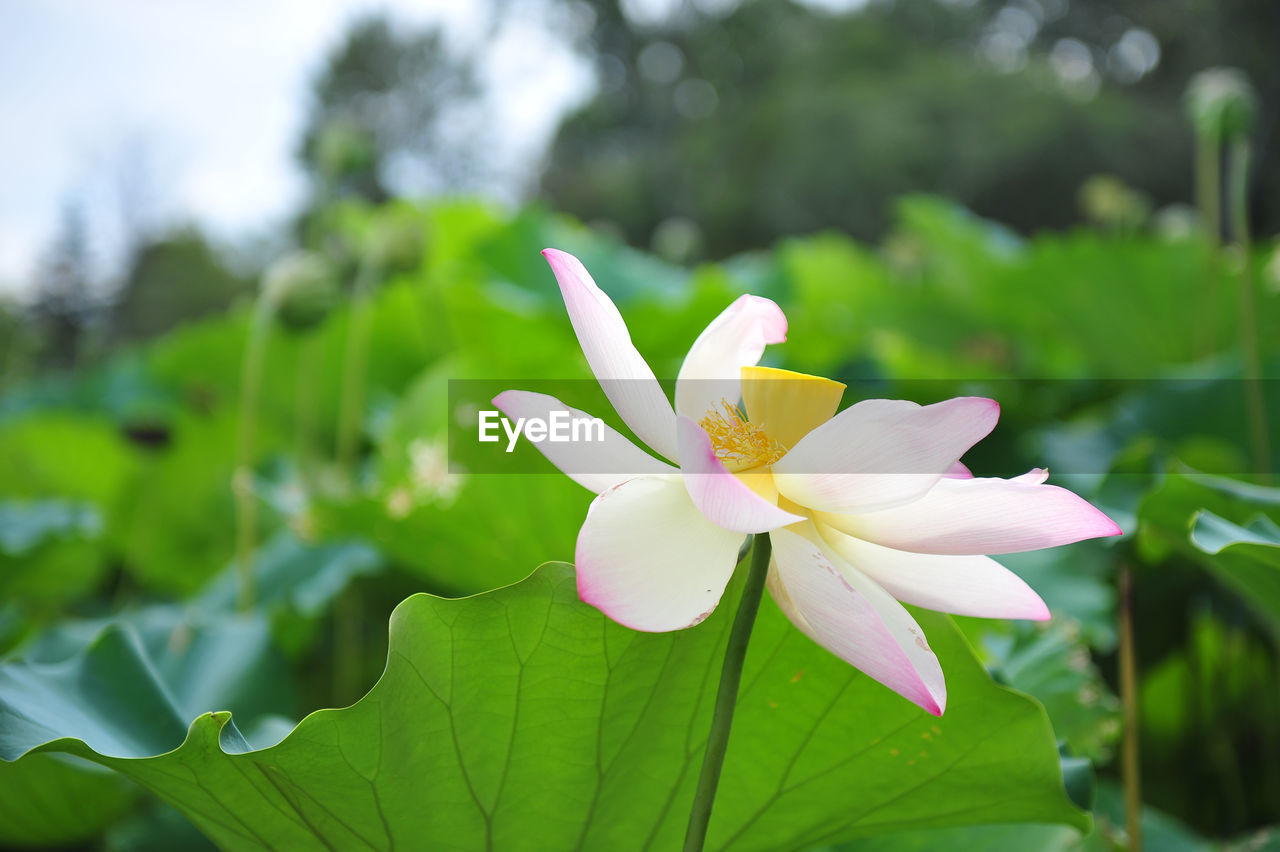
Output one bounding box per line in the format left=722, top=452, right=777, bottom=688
left=768, top=525, right=946, bottom=716
left=675, top=295, right=787, bottom=420
left=576, top=476, right=746, bottom=632
left=677, top=416, right=804, bottom=533
left=492, top=391, right=676, bottom=493
left=821, top=471, right=1122, bottom=555
left=772, top=397, right=1000, bottom=514
left=817, top=525, right=1050, bottom=620
left=543, top=249, right=678, bottom=461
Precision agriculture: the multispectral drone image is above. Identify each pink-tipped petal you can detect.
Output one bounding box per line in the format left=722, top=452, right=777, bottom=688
left=822, top=471, right=1123, bottom=555
left=576, top=476, right=746, bottom=632
left=676, top=416, right=804, bottom=533
left=542, top=249, right=678, bottom=461
left=769, top=525, right=947, bottom=716
left=675, top=294, right=787, bottom=420
left=945, top=461, right=973, bottom=479
left=492, top=391, right=676, bottom=493
left=772, top=396, right=1001, bottom=514
left=816, top=525, right=1050, bottom=620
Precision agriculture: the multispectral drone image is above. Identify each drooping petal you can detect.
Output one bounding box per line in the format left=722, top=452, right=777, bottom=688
left=768, top=525, right=947, bottom=716
left=492, top=391, right=676, bottom=493
left=677, top=416, right=804, bottom=533
left=542, top=249, right=678, bottom=461
left=772, top=396, right=1001, bottom=514
left=675, top=296, right=787, bottom=421
left=816, top=524, right=1050, bottom=620
left=576, top=476, right=746, bottom=632
left=740, top=366, right=846, bottom=450
left=820, top=471, right=1122, bottom=555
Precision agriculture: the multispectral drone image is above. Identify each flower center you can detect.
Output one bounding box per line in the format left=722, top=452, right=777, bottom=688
left=698, top=398, right=786, bottom=472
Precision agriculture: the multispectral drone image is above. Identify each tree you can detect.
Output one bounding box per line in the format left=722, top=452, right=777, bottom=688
left=298, top=14, right=482, bottom=206
left=28, top=204, right=95, bottom=369
left=541, top=0, right=1277, bottom=258
left=109, top=228, right=250, bottom=343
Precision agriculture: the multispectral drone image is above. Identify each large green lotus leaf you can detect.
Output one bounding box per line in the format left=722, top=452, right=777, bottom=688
left=475, top=205, right=688, bottom=308
left=830, top=822, right=1090, bottom=852
left=0, top=413, right=136, bottom=506
left=19, top=607, right=296, bottom=729
left=109, top=411, right=241, bottom=595
left=832, top=781, right=1222, bottom=852
left=965, top=619, right=1120, bottom=762
left=995, top=542, right=1117, bottom=650
left=0, top=499, right=105, bottom=615
left=1138, top=471, right=1280, bottom=629
left=0, top=607, right=299, bottom=849
left=194, top=530, right=382, bottom=623
left=0, top=753, right=139, bottom=847
left=1189, top=510, right=1280, bottom=629
left=0, top=499, right=101, bottom=556
left=1, top=563, right=1085, bottom=850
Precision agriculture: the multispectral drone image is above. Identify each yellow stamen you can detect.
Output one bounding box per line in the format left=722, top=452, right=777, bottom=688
left=698, top=398, right=786, bottom=471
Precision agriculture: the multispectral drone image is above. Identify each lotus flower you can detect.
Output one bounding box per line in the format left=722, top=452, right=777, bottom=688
left=495, top=249, right=1120, bottom=716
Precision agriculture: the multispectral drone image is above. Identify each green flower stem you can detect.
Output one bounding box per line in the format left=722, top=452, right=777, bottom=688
left=294, top=332, right=322, bottom=487
left=1194, top=133, right=1222, bottom=357
left=1227, top=139, right=1272, bottom=484
left=684, top=533, right=771, bottom=852
left=1119, top=566, right=1142, bottom=852
left=1195, top=134, right=1221, bottom=249
left=234, top=296, right=275, bottom=612
left=335, top=258, right=380, bottom=483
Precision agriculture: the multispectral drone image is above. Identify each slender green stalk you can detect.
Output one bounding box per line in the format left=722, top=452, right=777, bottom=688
left=1227, top=138, right=1272, bottom=484
left=335, top=258, right=380, bottom=483
left=1119, top=566, right=1142, bottom=852
left=684, top=534, right=771, bottom=852
left=1194, top=134, right=1222, bottom=357
left=334, top=583, right=365, bottom=705
left=295, top=332, right=322, bottom=487
left=1195, top=134, right=1221, bottom=249
left=234, top=297, right=275, bottom=612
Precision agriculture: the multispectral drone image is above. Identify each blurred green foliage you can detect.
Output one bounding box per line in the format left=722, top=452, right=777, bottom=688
left=547, top=0, right=1279, bottom=256
left=4, top=2, right=1278, bottom=844
left=0, top=197, right=1277, bottom=847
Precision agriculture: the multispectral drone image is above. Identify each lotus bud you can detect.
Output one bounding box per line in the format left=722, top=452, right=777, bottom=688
left=314, top=119, right=377, bottom=182
left=366, top=211, right=425, bottom=275
left=262, top=252, right=338, bottom=332
left=1185, top=68, right=1258, bottom=144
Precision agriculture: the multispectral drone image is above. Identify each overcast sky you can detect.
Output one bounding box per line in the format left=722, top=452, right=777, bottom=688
left=0, top=0, right=591, bottom=296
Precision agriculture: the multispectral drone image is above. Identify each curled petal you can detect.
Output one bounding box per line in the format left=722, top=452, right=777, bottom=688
left=576, top=476, right=746, bottom=632
left=772, top=396, right=1001, bottom=514
left=677, top=416, right=804, bottom=533
left=817, top=525, right=1050, bottom=620
left=493, top=391, right=676, bottom=493
left=1011, top=467, right=1049, bottom=485
left=821, top=471, right=1122, bottom=555
left=543, top=248, right=678, bottom=461
left=675, top=295, right=787, bottom=420
left=768, top=525, right=947, bottom=716
left=740, top=366, right=846, bottom=451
